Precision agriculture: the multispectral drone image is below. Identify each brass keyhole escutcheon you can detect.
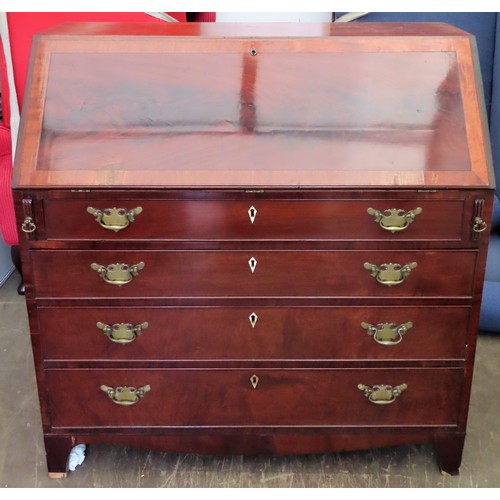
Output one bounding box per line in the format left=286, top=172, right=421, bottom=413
left=249, top=312, right=258, bottom=328
left=250, top=374, right=259, bottom=389
left=248, top=257, right=257, bottom=273
left=248, top=206, right=257, bottom=224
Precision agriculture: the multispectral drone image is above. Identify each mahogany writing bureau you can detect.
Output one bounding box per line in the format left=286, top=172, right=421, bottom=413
left=12, top=22, right=495, bottom=477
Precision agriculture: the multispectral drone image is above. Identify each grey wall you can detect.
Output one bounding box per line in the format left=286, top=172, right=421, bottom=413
left=0, top=235, right=13, bottom=287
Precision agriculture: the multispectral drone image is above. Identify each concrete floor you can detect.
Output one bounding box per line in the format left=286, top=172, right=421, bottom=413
left=1, top=270, right=499, bottom=487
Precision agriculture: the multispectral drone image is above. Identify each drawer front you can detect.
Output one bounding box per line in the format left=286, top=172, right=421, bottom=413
left=46, top=368, right=463, bottom=428
left=39, top=306, right=469, bottom=361
left=31, top=250, right=476, bottom=298
left=43, top=199, right=464, bottom=242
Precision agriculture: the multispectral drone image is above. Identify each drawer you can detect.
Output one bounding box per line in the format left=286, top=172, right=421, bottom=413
left=46, top=368, right=463, bottom=428
left=43, top=199, right=464, bottom=242
left=39, top=306, right=470, bottom=361
left=31, top=250, right=476, bottom=298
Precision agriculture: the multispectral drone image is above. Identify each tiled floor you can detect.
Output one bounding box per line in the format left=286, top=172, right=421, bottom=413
left=1, top=270, right=499, bottom=487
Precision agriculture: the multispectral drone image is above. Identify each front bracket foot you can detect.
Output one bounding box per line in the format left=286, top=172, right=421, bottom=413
left=433, top=432, right=466, bottom=476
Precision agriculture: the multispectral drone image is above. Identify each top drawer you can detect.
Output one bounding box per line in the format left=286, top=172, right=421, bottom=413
left=43, top=198, right=465, bottom=242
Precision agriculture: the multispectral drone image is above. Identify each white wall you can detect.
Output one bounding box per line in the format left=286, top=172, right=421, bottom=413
left=216, top=13, right=333, bottom=22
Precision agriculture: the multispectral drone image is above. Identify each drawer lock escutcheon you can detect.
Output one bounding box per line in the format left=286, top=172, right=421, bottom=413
left=90, top=262, right=145, bottom=286
left=100, top=384, right=151, bottom=406
left=87, top=206, right=143, bottom=232
left=357, top=383, right=407, bottom=405
left=96, top=321, right=149, bottom=344
left=248, top=206, right=257, bottom=224
left=361, top=321, right=413, bottom=345
left=367, top=207, right=422, bottom=233
left=249, top=312, right=258, bottom=328
left=248, top=257, right=257, bottom=273
left=363, top=261, right=417, bottom=286
left=250, top=374, right=259, bottom=389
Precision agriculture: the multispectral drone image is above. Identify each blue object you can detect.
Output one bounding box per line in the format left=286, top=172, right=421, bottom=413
left=481, top=195, right=500, bottom=332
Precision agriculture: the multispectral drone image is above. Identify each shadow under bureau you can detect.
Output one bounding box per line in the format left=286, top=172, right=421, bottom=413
left=12, top=22, right=495, bottom=477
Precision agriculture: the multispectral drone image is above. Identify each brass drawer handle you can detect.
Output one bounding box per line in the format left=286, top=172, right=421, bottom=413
left=100, top=384, right=151, bottom=406
left=21, top=198, right=36, bottom=236
left=90, top=262, right=145, bottom=286
left=367, top=207, right=422, bottom=233
left=21, top=216, right=37, bottom=233
left=364, top=261, right=417, bottom=286
left=361, top=321, right=413, bottom=345
left=96, top=321, right=149, bottom=344
left=87, top=206, right=143, bottom=232
left=357, top=383, right=407, bottom=405
left=473, top=217, right=487, bottom=234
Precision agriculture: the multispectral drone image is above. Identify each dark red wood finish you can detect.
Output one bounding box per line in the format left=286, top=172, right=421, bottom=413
left=44, top=198, right=465, bottom=242
left=12, top=24, right=492, bottom=189
left=36, top=49, right=470, bottom=178
left=11, top=23, right=495, bottom=477
left=46, top=368, right=463, bottom=428
left=38, top=305, right=470, bottom=362
left=30, top=249, right=477, bottom=299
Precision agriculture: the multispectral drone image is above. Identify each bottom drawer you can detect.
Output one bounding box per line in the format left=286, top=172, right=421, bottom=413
left=46, top=368, right=463, bottom=429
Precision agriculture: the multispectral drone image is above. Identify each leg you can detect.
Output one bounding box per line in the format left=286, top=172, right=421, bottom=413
left=10, top=245, right=24, bottom=295
left=433, top=433, right=466, bottom=476
left=44, top=435, right=76, bottom=478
